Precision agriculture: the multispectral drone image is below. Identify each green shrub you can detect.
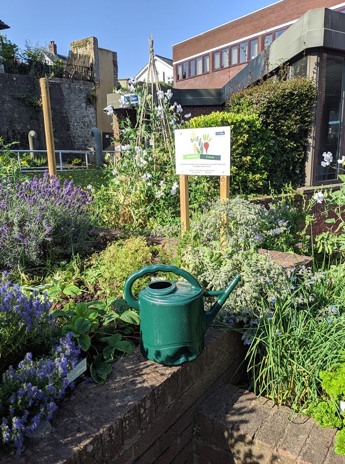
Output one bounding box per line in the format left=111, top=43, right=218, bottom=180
left=227, top=77, right=317, bottom=190
left=82, top=236, right=174, bottom=298
left=186, top=112, right=274, bottom=195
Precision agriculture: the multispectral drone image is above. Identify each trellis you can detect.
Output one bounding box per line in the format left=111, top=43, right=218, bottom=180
left=135, top=38, right=174, bottom=158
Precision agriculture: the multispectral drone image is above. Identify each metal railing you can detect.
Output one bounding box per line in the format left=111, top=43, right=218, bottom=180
left=4, top=149, right=119, bottom=172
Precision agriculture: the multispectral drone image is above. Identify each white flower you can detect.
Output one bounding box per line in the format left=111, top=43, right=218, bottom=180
left=165, top=89, right=173, bottom=100
left=184, top=113, right=192, bottom=119
left=313, top=192, right=325, bottom=203
left=157, top=90, right=165, bottom=100
left=321, top=151, right=333, bottom=166
left=176, top=104, right=183, bottom=113
left=338, top=156, right=345, bottom=165
left=142, top=173, right=152, bottom=181
left=86, top=184, right=92, bottom=190
left=155, top=190, right=164, bottom=199
left=171, top=181, right=179, bottom=195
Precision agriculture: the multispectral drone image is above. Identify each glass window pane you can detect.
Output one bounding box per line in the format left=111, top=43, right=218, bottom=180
left=177, top=64, right=182, bottom=80
left=214, top=51, right=220, bottom=70
left=190, top=60, right=196, bottom=77
left=196, top=57, right=203, bottom=75
left=222, top=48, right=229, bottom=68
left=316, top=55, right=345, bottom=182
left=250, top=39, right=259, bottom=60
left=275, top=28, right=286, bottom=39
left=231, top=46, right=238, bottom=65
left=264, top=34, right=273, bottom=49
left=240, top=41, right=248, bottom=63
left=182, top=62, right=189, bottom=79
left=204, top=55, right=210, bottom=73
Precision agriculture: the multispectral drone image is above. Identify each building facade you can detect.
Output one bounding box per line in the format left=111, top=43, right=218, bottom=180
left=173, top=0, right=345, bottom=89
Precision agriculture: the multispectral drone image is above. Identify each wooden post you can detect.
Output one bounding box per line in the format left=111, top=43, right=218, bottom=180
left=179, top=175, right=190, bottom=233
left=40, top=77, right=57, bottom=176
left=220, top=175, right=230, bottom=246
left=220, top=175, right=230, bottom=201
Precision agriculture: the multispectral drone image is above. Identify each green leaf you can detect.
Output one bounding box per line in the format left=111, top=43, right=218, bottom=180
left=120, top=310, right=140, bottom=325
left=99, top=333, right=121, bottom=347
left=90, top=355, right=112, bottom=383
left=102, top=345, right=116, bottom=361
left=73, top=317, right=91, bottom=334
left=77, top=333, right=91, bottom=351
left=103, top=313, right=120, bottom=325
left=63, top=284, right=82, bottom=296
left=115, top=339, right=135, bottom=354
left=75, top=303, right=98, bottom=321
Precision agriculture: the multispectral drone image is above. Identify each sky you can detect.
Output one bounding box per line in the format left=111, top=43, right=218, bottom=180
left=2, top=0, right=277, bottom=78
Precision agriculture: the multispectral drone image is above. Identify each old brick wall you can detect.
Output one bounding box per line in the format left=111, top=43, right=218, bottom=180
left=0, top=74, right=96, bottom=150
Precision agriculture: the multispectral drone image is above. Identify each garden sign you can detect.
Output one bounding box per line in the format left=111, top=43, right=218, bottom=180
left=174, top=126, right=231, bottom=231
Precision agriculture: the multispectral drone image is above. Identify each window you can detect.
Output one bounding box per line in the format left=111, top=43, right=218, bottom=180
left=177, top=64, right=182, bottom=80
left=190, top=59, right=196, bottom=77
left=182, top=62, right=189, bottom=79
left=213, top=51, right=221, bottom=70
left=204, top=55, right=210, bottom=73
left=221, top=48, right=229, bottom=68
left=196, top=56, right=203, bottom=75
left=264, top=33, right=273, bottom=49
left=239, top=41, right=248, bottom=63
left=230, top=45, right=238, bottom=65
left=250, top=39, right=259, bottom=60
left=275, top=28, right=286, bottom=39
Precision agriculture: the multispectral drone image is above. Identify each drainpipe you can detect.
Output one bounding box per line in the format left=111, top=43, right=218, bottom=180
left=28, top=130, right=37, bottom=160
left=90, top=127, right=103, bottom=167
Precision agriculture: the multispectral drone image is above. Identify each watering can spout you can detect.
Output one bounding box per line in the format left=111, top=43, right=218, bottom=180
left=205, top=274, right=240, bottom=329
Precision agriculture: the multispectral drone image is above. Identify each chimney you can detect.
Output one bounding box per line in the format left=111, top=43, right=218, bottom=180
left=49, top=40, right=57, bottom=55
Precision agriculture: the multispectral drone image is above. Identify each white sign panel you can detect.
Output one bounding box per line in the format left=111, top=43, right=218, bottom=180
left=174, top=126, right=231, bottom=176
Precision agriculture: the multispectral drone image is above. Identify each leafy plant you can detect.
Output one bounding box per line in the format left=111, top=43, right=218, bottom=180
left=186, top=111, right=274, bottom=195
left=53, top=299, right=139, bottom=383
left=227, top=77, right=317, bottom=191
left=0, top=173, right=93, bottom=276
left=83, top=236, right=163, bottom=299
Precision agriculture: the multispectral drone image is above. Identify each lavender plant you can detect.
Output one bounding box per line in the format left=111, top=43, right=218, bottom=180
left=0, top=332, right=81, bottom=456
left=0, top=277, right=55, bottom=373
left=0, top=173, right=93, bottom=274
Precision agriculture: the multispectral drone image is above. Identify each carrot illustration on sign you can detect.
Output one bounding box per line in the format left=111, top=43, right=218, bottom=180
left=202, top=134, right=212, bottom=154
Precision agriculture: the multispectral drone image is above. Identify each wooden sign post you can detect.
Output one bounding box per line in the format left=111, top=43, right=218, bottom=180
left=40, top=77, right=57, bottom=176
left=179, top=175, right=190, bottom=232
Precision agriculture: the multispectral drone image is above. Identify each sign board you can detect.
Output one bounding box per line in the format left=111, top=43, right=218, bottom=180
left=174, top=126, right=231, bottom=176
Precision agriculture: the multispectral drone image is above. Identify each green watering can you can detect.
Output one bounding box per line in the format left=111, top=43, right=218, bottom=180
left=123, top=264, right=240, bottom=366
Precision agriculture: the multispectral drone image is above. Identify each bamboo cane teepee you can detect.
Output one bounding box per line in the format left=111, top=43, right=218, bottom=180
left=135, top=37, right=174, bottom=157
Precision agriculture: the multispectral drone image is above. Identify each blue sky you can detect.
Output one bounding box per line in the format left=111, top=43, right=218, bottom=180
left=2, top=0, right=276, bottom=78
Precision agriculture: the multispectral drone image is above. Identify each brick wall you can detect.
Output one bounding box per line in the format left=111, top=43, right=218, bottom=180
left=173, top=0, right=345, bottom=89
left=0, top=328, right=246, bottom=464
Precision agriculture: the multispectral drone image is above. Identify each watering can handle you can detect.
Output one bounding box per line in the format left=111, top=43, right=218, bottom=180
left=123, top=264, right=202, bottom=310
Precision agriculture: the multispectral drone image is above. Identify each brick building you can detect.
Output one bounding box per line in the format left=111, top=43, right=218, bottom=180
left=173, top=0, right=345, bottom=89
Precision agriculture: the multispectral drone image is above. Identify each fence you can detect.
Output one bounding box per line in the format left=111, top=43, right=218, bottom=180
left=5, top=149, right=119, bottom=172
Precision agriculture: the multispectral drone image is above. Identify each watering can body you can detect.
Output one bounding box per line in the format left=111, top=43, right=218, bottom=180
left=124, top=264, right=240, bottom=366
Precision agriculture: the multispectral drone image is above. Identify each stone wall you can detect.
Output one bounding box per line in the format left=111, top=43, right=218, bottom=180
left=0, top=74, right=96, bottom=150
